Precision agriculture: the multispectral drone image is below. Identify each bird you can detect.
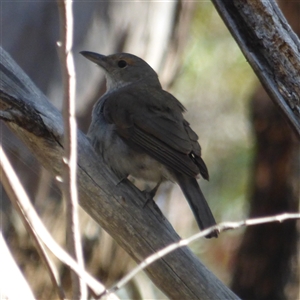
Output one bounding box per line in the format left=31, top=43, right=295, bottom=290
left=81, top=51, right=218, bottom=238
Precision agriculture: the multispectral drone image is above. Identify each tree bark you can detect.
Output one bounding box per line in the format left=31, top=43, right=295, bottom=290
left=0, top=49, right=238, bottom=300
left=211, top=0, right=300, bottom=137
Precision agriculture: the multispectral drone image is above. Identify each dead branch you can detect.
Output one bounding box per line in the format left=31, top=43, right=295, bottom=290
left=57, top=0, right=86, bottom=298
left=211, top=0, right=300, bottom=137
left=0, top=146, right=112, bottom=297
left=104, top=212, right=300, bottom=297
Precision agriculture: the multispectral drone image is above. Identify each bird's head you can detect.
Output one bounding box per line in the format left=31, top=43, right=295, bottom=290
left=80, top=51, right=161, bottom=91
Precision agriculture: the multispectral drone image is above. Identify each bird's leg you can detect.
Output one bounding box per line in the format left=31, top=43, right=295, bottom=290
left=113, top=172, right=130, bottom=186
left=142, top=181, right=165, bottom=219
left=142, top=181, right=162, bottom=208
left=115, top=176, right=128, bottom=186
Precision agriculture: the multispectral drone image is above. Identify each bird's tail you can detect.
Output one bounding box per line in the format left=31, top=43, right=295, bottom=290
left=175, top=173, right=218, bottom=238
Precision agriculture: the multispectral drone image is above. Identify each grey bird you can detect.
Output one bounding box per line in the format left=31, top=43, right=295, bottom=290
left=81, top=51, right=218, bottom=238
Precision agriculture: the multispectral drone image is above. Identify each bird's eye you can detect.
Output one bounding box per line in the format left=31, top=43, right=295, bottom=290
left=118, top=60, right=127, bottom=68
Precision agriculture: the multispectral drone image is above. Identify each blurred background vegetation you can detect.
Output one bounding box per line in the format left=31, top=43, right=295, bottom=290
left=0, top=1, right=298, bottom=299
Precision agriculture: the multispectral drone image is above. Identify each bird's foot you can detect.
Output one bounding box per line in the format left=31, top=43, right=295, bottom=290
left=115, top=176, right=128, bottom=186
left=142, top=190, right=156, bottom=208
left=142, top=190, right=165, bottom=220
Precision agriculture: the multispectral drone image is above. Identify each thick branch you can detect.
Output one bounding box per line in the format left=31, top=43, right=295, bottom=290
left=0, top=49, right=238, bottom=299
left=211, top=0, right=300, bottom=137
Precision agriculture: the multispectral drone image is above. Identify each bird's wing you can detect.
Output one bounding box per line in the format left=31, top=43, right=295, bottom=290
left=101, top=86, right=206, bottom=178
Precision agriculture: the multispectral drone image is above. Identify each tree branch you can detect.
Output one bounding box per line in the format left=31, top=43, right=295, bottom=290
left=0, top=145, right=64, bottom=300
left=57, top=0, right=86, bottom=298
left=0, top=48, right=238, bottom=299
left=0, top=145, right=111, bottom=297
left=211, top=0, right=300, bottom=137
left=103, top=212, right=300, bottom=298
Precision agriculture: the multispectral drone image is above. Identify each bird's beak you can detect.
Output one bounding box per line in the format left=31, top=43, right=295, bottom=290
left=80, top=51, right=107, bottom=68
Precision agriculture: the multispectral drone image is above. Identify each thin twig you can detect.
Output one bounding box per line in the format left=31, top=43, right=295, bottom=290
left=0, top=145, right=107, bottom=296
left=57, top=0, right=87, bottom=299
left=0, top=146, right=66, bottom=300
left=99, top=212, right=300, bottom=298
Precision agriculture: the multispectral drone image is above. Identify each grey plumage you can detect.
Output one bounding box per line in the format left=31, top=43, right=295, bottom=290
left=82, top=51, right=218, bottom=238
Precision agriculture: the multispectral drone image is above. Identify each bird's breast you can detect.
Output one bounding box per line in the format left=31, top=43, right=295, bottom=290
left=88, top=116, right=172, bottom=183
